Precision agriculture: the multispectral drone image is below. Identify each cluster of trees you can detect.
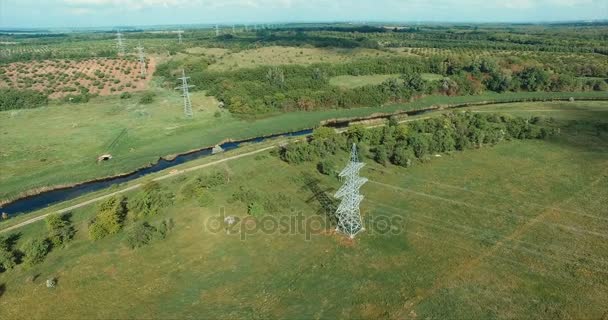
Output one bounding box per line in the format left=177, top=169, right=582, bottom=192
left=89, top=182, right=174, bottom=244
left=0, top=88, right=48, bottom=111
left=279, top=112, right=559, bottom=169
left=0, top=212, right=75, bottom=272
left=157, top=52, right=606, bottom=116
left=180, top=171, right=229, bottom=207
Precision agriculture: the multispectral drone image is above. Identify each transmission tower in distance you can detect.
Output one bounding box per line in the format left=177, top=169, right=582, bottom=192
left=215, top=24, right=220, bottom=36
left=334, top=143, right=367, bottom=238
left=115, top=31, right=126, bottom=56
left=135, top=43, right=146, bottom=78
left=176, top=29, right=184, bottom=44
left=175, top=69, right=194, bottom=118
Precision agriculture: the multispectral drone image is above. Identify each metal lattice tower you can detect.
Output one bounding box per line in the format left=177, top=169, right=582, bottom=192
left=177, top=29, right=184, bottom=44
left=334, top=143, right=367, bottom=238
left=115, top=31, right=125, bottom=55
left=175, top=69, right=195, bottom=118
left=232, top=25, right=236, bottom=33
left=135, top=43, right=146, bottom=78
left=215, top=24, right=220, bottom=36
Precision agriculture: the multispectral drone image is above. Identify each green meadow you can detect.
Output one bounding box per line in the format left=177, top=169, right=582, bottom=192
left=0, top=101, right=606, bottom=319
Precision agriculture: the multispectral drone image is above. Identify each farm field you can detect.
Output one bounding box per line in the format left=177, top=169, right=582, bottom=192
left=1, top=92, right=606, bottom=203
left=0, top=103, right=606, bottom=319
left=0, top=57, right=155, bottom=98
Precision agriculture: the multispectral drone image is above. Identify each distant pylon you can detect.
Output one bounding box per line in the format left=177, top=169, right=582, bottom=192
left=232, top=25, right=236, bottom=33
left=215, top=24, right=220, bottom=36
left=177, top=29, right=184, bottom=44
left=115, top=31, right=125, bottom=56
left=135, top=43, right=146, bottom=78
left=334, top=143, right=367, bottom=238
left=175, top=69, right=195, bottom=118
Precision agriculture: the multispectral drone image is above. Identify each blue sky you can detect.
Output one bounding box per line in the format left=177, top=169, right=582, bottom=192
left=1, top=0, right=607, bottom=28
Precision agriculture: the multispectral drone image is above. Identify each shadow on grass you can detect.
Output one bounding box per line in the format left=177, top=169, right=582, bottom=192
left=301, top=173, right=339, bottom=226
left=0, top=283, right=5, bottom=299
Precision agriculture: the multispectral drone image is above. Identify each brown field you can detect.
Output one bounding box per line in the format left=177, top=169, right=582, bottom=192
left=0, top=57, right=157, bottom=98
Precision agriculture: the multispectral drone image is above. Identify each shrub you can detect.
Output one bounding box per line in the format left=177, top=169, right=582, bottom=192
left=0, top=88, right=48, bottom=111
left=129, top=181, right=174, bottom=219
left=120, top=92, right=132, bottom=99
left=125, top=219, right=174, bottom=249
left=391, top=145, right=416, bottom=167
left=46, top=213, right=75, bottom=248
left=22, top=238, right=51, bottom=266
left=139, top=92, right=155, bottom=104
left=248, top=202, right=264, bottom=218
left=317, top=159, right=336, bottom=176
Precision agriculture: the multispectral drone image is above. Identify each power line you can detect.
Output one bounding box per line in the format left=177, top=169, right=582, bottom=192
left=115, top=31, right=125, bottom=56
left=135, top=43, right=146, bottom=78
left=175, top=69, right=195, bottom=118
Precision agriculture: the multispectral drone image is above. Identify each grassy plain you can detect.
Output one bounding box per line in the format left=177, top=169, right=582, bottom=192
left=0, top=101, right=607, bottom=319
left=200, top=46, right=396, bottom=71
left=1, top=91, right=607, bottom=202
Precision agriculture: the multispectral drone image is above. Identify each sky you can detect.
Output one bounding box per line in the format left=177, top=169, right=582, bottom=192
left=0, top=0, right=607, bottom=29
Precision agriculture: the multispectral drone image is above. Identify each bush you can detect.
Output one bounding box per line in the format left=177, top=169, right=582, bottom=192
left=392, top=145, right=416, bottom=167
left=139, top=92, right=155, bottom=104
left=125, top=219, right=174, bottom=249
left=46, top=213, right=75, bottom=248
left=129, top=181, right=174, bottom=219
left=22, top=238, right=51, bottom=266
left=120, top=92, right=132, bottom=99
left=317, top=159, right=336, bottom=175
left=248, top=202, right=264, bottom=218
left=0, top=88, right=48, bottom=111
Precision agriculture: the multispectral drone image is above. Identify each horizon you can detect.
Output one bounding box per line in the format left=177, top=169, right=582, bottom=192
left=1, top=0, right=607, bottom=29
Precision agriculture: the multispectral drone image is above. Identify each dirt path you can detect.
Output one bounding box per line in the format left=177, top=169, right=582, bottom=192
left=0, top=146, right=276, bottom=234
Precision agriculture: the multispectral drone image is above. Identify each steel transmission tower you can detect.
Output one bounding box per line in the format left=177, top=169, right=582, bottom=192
left=334, top=143, right=367, bottom=238
left=175, top=69, right=195, bottom=118
left=177, top=29, right=184, bottom=44
left=135, top=43, right=146, bottom=78
left=115, top=31, right=126, bottom=56
left=215, top=24, right=220, bottom=36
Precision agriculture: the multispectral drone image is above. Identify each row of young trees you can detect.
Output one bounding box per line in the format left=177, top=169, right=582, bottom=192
left=279, top=112, right=559, bottom=169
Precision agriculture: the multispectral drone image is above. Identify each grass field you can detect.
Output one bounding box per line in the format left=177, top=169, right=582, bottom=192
left=201, top=46, right=397, bottom=71
left=0, top=101, right=606, bottom=319
left=329, top=73, right=443, bottom=88
left=1, top=91, right=607, bottom=202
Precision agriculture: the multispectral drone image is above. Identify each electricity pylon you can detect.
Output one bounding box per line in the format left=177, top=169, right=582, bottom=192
left=215, top=24, right=220, bottom=36
left=115, top=31, right=125, bottom=56
left=334, top=143, right=367, bottom=238
left=177, top=29, right=184, bottom=44
left=175, top=69, right=194, bottom=118
left=135, top=43, right=146, bottom=78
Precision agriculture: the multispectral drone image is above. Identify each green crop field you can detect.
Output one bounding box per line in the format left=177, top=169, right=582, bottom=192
left=0, top=101, right=606, bottom=319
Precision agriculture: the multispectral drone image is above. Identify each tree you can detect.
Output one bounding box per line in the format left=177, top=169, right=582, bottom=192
left=22, top=238, right=51, bottom=266
left=373, top=145, right=389, bottom=166
left=408, top=134, right=430, bottom=158
left=485, top=72, right=511, bottom=93
left=46, top=213, right=75, bottom=248
left=518, top=67, right=550, bottom=91
left=401, top=72, right=426, bottom=92
left=317, top=159, right=336, bottom=176
left=125, top=222, right=159, bottom=249
left=391, top=145, right=416, bottom=167
left=0, top=235, right=17, bottom=271
left=89, top=196, right=128, bottom=240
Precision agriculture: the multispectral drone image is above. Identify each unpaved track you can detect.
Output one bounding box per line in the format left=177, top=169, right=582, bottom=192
left=0, top=146, right=276, bottom=234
